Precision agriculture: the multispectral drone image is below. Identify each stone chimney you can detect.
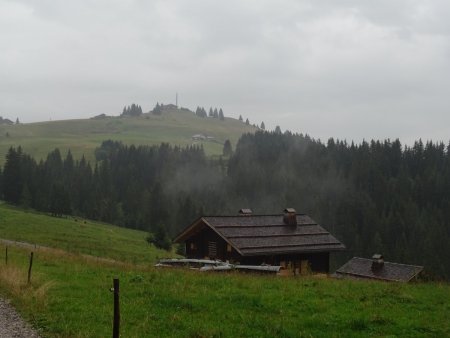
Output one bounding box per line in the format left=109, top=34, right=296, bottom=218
left=371, top=254, right=384, bottom=272
left=239, top=208, right=253, bottom=216
left=283, top=208, right=297, bottom=226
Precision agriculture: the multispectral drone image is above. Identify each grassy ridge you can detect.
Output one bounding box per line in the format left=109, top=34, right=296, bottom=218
left=0, top=110, right=256, bottom=164
left=0, top=205, right=449, bottom=337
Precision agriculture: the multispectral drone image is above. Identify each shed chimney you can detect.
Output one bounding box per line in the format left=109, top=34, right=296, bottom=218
left=283, top=208, right=297, bottom=226
left=239, top=208, right=253, bottom=216
left=371, top=254, right=384, bottom=272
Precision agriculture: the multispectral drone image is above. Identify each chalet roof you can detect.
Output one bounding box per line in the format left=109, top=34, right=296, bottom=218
left=174, top=214, right=345, bottom=256
left=335, top=257, right=423, bottom=282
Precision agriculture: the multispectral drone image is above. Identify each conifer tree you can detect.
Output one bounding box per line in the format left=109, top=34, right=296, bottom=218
left=3, top=147, right=23, bottom=204
left=153, top=102, right=162, bottom=115
left=223, top=139, right=232, bottom=156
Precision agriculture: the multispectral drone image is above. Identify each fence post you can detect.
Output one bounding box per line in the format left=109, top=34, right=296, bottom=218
left=27, top=252, right=34, bottom=284
left=112, top=278, right=120, bottom=338
left=5, top=247, right=7, bottom=265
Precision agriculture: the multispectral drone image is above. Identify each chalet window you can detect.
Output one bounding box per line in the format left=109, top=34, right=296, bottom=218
left=190, top=242, right=196, bottom=250
left=227, top=243, right=232, bottom=253
left=208, top=241, right=217, bottom=258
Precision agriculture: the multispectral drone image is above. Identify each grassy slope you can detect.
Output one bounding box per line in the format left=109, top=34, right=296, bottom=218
left=0, top=203, right=171, bottom=264
left=1, top=246, right=449, bottom=338
left=0, top=205, right=449, bottom=337
left=0, top=110, right=256, bottom=164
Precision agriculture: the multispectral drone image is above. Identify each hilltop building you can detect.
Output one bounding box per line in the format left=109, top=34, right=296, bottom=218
left=173, top=208, right=345, bottom=275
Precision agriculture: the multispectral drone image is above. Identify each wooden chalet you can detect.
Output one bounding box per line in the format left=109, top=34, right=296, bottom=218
left=335, top=254, right=424, bottom=282
left=173, top=208, right=345, bottom=274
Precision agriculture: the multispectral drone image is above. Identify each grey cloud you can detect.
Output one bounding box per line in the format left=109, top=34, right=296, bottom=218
left=0, top=0, right=449, bottom=144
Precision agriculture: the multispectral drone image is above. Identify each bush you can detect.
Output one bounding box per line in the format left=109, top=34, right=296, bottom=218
left=146, top=224, right=172, bottom=251
left=176, top=243, right=186, bottom=256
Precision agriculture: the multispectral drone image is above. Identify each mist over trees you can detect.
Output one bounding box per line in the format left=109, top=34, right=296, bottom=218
left=228, top=132, right=450, bottom=278
left=0, top=132, right=449, bottom=278
left=0, top=142, right=222, bottom=237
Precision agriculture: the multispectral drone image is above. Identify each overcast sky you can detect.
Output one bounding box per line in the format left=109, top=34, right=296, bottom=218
left=1, top=0, right=449, bottom=144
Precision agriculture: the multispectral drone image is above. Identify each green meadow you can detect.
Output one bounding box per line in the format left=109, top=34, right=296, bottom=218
left=0, top=203, right=171, bottom=264
left=0, top=204, right=449, bottom=337
left=0, top=109, right=256, bottom=165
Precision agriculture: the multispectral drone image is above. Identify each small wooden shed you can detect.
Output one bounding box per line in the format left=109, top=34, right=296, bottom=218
left=335, top=254, right=424, bottom=282
left=173, top=208, right=345, bottom=274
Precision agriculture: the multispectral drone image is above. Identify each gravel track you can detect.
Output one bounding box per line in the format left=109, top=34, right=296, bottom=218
left=0, top=298, right=40, bottom=338
left=0, top=239, right=43, bottom=337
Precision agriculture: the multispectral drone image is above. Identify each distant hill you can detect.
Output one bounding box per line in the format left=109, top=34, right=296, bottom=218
left=0, top=106, right=256, bottom=164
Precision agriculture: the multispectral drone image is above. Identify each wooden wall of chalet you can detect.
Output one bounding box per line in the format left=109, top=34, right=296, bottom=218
left=185, top=227, right=234, bottom=260
left=184, top=225, right=330, bottom=273
left=239, top=252, right=330, bottom=274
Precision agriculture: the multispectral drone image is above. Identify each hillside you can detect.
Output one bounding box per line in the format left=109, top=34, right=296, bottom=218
left=0, top=108, right=256, bottom=164
left=0, top=203, right=171, bottom=264
left=0, top=204, right=449, bottom=337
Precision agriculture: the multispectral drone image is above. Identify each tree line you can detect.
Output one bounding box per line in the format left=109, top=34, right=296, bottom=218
left=195, top=107, right=225, bottom=120
left=227, top=132, right=450, bottom=278
left=0, top=132, right=449, bottom=278
left=121, top=104, right=143, bottom=117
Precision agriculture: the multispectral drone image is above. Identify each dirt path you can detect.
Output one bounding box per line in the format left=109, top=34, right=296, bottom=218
left=0, top=298, right=40, bottom=338
left=0, top=238, right=132, bottom=267
left=0, top=238, right=41, bottom=251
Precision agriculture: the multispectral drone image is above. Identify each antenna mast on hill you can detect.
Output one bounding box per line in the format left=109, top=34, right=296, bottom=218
left=176, top=92, right=178, bottom=107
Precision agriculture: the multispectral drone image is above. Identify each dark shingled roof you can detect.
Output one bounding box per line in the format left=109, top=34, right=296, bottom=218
left=174, top=214, right=345, bottom=256
left=335, top=257, right=423, bottom=282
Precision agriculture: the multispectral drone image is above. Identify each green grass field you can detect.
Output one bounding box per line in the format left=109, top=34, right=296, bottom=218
left=0, top=205, right=449, bottom=337
left=0, top=203, right=171, bottom=264
left=0, top=109, right=256, bottom=165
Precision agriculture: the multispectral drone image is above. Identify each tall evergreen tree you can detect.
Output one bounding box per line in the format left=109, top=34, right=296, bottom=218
left=152, top=103, right=162, bottom=115
left=3, top=147, right=23, bottom=204
left=223, top=140, right=232, bottom=157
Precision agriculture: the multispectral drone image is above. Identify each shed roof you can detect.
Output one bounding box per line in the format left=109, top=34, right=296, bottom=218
left=335, top=257, right=423, bottom=282
left=174, top=214, right=345, bottom=256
